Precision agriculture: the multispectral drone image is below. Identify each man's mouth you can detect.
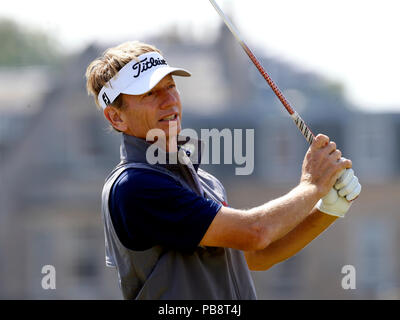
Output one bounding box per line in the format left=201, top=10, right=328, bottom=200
left=159, top=114, right=178, bottom=122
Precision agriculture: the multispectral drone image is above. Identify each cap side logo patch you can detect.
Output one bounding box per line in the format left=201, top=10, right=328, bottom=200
left=102, top=92, right=111, bottom=105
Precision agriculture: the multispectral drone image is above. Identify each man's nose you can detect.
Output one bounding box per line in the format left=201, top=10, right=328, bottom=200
left=159, top=89, right=178, bottom=109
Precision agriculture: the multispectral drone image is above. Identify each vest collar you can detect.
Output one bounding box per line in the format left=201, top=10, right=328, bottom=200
left=120, top=133, right=202, bottom=171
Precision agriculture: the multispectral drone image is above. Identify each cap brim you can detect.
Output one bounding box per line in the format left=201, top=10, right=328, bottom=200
left=120, top=66, right=191, bottom=96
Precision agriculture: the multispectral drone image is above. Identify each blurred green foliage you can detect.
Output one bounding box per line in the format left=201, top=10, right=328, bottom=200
left=0, top=18, right=62, bottom=66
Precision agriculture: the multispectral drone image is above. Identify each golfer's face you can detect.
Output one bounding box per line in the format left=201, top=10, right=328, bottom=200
left=121, top=74, right=182, bottom=140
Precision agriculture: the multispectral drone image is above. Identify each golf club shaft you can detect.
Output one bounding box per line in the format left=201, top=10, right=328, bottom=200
left=208, top=0, right=314, bottom=145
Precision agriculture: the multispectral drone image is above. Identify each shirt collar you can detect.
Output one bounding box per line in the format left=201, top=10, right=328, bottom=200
left=120, top=133, right=203, bottom=171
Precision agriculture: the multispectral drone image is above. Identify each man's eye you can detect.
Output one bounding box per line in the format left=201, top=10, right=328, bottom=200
left=145, top=91, right=153, bottom=97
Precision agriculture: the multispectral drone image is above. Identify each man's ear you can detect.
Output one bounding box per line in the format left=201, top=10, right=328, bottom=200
left=103, top=106, right=128, bottom=132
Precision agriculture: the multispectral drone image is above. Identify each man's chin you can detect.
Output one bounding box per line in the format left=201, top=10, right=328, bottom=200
left=162, top=122, right=181, bottom=138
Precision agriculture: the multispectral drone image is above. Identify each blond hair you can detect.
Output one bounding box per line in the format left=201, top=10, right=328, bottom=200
left=85, top=41, right=162, bottom=109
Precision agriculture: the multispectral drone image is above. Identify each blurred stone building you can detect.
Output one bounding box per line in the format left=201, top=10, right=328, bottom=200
left=0, top=25, right=399, bottom=299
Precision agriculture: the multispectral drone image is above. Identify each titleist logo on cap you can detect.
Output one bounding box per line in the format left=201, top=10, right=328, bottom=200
left=132, top=56, right=167, bottom=78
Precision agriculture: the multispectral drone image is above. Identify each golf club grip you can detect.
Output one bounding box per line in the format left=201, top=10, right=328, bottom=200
left=290, top=112, right=315, bottom=145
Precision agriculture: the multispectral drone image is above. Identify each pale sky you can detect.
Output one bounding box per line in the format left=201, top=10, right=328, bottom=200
left=2, top=0, right=399, bottom=112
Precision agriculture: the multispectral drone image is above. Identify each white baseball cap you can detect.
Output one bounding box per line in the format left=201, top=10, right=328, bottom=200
left=98, top=51, right=191, bottom=109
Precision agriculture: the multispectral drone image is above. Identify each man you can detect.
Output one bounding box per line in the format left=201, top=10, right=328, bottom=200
left=85, top=41, right=361, bottom=299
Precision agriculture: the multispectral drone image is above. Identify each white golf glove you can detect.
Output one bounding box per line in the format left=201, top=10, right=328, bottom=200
left=316, top=169, right=361, bottom=217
